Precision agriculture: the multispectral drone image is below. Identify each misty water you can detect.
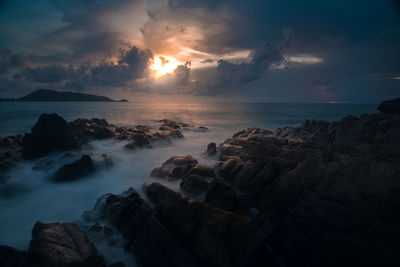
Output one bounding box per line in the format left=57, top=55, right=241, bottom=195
left=0, top=101, right=377, bottom=265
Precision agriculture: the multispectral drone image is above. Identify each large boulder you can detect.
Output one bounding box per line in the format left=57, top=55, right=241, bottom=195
left=22, top=113, right=78, bottom=158
left=83, top=188, right=198, bottom=267
left=0, top=245, right=32, bottom=267
left=29, top=221, right=106, bottom=267
left=52, top=155, right=95, bottom=182
left=150, top=155, right=198, bottom=179
left=180, top=174, right=209, bottom=196
left=145, top=182, right=279, bottom=267
left=205, top=178, right=243, bottom=214
left=378, top=97, right=400, bottom=114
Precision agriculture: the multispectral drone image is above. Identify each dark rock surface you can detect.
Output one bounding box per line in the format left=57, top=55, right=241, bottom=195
left=213, top=110, right=400, bottom=267
left=203, top=142, right=217, bottom=157
left=205, top=177, right=244, bottom=214
left=22, top=113, right=78, bottom=159
left=378, top=97, right=400, bottom=114
left=52, top=155, right=95, bottom=182
left=150, top=154, right=198, bottom=179
left=83, top=188, right=198, bottom=267
left=180, top=174, right=208, bottom=196
left=0, top=135, right=23, bottom=170
left=29, top=221, right=106, bottom=267
left=0, top=222, right=106, bottom=267
left=145, top=182, right=279, bottom=267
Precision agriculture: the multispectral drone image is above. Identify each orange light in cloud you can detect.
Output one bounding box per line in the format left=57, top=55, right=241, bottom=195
left=150, top=55, right=179, bottom=78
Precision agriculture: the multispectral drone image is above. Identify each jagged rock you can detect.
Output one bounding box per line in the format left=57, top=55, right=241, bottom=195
left=83, top=188, right=198, bottom=267
left=214, top=108, right=400, bottom=267
left=378, top=97, right=400, bottom=114
left=187, top=163, right=215, bottom=177
left=22, top=113, right=78, bottom=159
left=150, top=155, right=198, bottom=179
left=29, top=221, right=106, bottom=267
left=204, top=142, right=217, bottom=157
left=160, top=119, right=189, bottom=129
left=52, top=155, right=95, bottom=182
left=0, top=245, right=32, bottom=267
left=109, top=262, right=126, bottom=267
left=145, top=182, right=279, bottom=267
left=124, top=133, right=152, bottom=150
left=69, top=118, right=115, bottom=144
left=0, top=135, right=23, bottom=170
left=180, top=174, right=208, bottom=196
left=205, top=178, right=243, bottom=214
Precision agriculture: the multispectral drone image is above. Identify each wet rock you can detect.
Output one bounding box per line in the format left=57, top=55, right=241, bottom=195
left=195, top=126, right=209, bottom=132
left=52, top=155, right=95, bottom=182
left=0, top=135, right=23, bottom=170
left=187, top=163, right=215, bottom=177
left=83, top=188, right=198, bottom=267
left=180, top=174, right=208, bottom=196
left=150, top=154, right=198, bottom=179
left=378, top=97, right=400, bottom=114
left=204, top=142, right=217, bottom=157
left=0, top=245, right=32, bottom=267
left=213, top=101, right=400, bottom=267
left=29, top=221, right=106, bottom=267
left=205, top=178, right=243, bottom=214
left=89, top=222, right=103, bottom=232
left=145, top=182, right=279, bottom=267
left=160, top=119, right=189, bottom=129
left=22, top=113, right=78, bottom=159
left=69, top=118, right=115, bottom=144
left=124, top=133, right=152, bottom=150
left=109, top=261, right=126, bottom=267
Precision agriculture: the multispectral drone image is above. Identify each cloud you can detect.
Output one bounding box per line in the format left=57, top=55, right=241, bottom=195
left=14, top=46, right=153, bottom=90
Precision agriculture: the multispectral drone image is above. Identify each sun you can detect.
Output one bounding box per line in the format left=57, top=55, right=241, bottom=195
left=150, top=55, right=179, bottom=78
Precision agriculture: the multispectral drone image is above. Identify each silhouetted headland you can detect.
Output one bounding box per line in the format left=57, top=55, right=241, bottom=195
left=0, top=89, right=128, bottom=102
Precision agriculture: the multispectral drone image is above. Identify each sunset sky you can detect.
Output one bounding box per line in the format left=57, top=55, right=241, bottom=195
left=1, top=0, right=400, bottom=102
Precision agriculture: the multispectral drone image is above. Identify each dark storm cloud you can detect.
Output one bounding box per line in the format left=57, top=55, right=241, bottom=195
left=14, top=46, right=153, bottom=90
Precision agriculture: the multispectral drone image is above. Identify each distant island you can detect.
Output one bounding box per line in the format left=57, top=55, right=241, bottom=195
left=0, top=89, right=128, bottom=102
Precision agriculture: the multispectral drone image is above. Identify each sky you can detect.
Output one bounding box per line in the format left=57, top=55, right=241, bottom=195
left=0, top=0, right=400, bottom=103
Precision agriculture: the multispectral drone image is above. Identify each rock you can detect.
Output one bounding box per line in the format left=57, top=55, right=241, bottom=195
left=212, top=107, right=400, bottom=267
left=195, top=126, right=209, bottom=132
left=145, top=182, right=279, bottom=267
left=180, top=174, right=208, bottom=196
left=83, top=188, right=198, bottom=267
left=124, top=133, right=152, bottom=150
left=150, top=155, right=198, bottom=179
left=89, top=222, right=103, bottom=232
left=378, top=97, right=400, bottom=114
left=0, top=245, right=32, bottom=267
left=103, top=226, right=112, bottom=236
left=187, top=163, right=215, bottom=177
left=69, top=118, right=115, bottom=144
left=109, top=262, right=126, bottom=267
left=0, top=135, right=23, bottom=170
left=204, top=142, right=217, bottom=157
left=29, top=221, right=106, bottom=267
left=22, top=113, right=78, bottom=158
left=160, top=119, right=189, bottom=129
left=205, top=178, right=243, bottom=214
left=52, top=155, right=95, bottom=182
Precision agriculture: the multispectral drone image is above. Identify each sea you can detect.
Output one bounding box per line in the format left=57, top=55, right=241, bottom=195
left=0, top=101, right=377, bottom=266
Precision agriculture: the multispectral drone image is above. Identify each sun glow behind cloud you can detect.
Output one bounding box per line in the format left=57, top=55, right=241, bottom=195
left=150, top=55, right=180, bottom=78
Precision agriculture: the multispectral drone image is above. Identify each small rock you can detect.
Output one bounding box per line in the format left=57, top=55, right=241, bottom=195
left=180, top=174, right=209, bottom=196
left=52, top=155, right=95, bottom=182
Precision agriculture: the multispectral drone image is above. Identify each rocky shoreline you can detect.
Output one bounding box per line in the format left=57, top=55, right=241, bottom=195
left=1, top=97, right=399, bottom=267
